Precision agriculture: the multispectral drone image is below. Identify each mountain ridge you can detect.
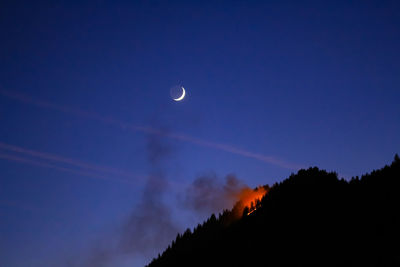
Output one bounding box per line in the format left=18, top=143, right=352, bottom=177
left=147, top=155, right=400, bottom=266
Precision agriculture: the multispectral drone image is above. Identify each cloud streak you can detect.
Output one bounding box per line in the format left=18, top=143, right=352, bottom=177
left=0, top=87, right=304, bottom=170
left=0, top=142, right=139, bottom=179
left=0, top=152, right=137, bottom=184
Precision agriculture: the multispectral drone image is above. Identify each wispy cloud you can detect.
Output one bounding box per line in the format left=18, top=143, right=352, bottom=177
left=0, top=142, right=138, bottom=179
left=0, top=87, right=304, bottom=170
left=0, top=152, right=137, bottom=185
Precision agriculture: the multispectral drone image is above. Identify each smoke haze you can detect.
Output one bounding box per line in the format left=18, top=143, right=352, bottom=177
left=81, top=130, right=179, bottom=267
left=67, top=131, right=258, bottom=267
left=182, top=173, right=249, bottom=216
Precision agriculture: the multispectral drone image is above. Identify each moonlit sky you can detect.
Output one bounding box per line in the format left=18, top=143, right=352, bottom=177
left=1, top=1, right=400, bottom=266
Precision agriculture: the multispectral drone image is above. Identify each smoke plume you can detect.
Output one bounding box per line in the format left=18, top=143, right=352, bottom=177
left=118, top=133, right=178, bottom=258
left=83, top=130, right=179, bottom=267
left=182, top=173, right=269, bottom=221
left=182, top=173, right=249, bottom=216
left=70, top=131, right=267, bottom=267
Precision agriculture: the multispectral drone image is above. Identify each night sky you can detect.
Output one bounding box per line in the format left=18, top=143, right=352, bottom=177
left=1, top=1, right=400, bottom=267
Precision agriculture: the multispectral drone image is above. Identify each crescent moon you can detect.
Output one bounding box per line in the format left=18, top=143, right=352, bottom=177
left=173, top=87, right=186, bottom=101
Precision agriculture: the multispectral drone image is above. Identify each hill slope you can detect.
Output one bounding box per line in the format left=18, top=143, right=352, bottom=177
left=147, top=155, right=400, bottom=266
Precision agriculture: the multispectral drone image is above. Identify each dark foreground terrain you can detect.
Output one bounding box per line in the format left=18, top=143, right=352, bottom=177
left=147, top=155, right=400, bottom=266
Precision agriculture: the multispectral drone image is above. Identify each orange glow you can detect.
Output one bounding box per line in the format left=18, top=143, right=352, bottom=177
left=239, top=187, right=267, bottom=209
left=232, top=186, right=268, bottom=218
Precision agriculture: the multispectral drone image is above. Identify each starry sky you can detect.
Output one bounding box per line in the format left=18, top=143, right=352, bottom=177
left=1, top=1, right=400, bottom=266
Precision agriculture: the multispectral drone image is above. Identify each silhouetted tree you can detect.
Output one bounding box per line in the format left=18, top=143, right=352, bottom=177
left=147, top=155, right=400, bottom=267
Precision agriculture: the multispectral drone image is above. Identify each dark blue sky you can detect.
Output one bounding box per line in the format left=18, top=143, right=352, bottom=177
left=1, top=1, right=400, bottom=266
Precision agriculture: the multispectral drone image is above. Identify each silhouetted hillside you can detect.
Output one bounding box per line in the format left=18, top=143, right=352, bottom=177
left=147, top=155, right=400, bottom=266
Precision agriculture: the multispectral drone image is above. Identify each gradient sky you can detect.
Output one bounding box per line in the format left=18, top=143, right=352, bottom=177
left=1, top=1, right=400, bottom=267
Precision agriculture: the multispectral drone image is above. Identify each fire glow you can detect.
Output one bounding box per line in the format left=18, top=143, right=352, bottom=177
left=234, top=186, right=268, bottom=217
